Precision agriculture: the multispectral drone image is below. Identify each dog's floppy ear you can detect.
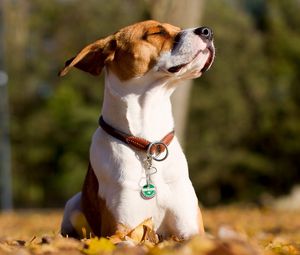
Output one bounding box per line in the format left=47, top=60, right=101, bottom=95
left=59, top=35, right=116, bottom=76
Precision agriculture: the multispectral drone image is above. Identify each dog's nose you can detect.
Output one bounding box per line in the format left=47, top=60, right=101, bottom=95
left=194, top=27, right=213, bottom=41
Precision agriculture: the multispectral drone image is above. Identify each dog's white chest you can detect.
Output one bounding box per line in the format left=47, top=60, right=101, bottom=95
left=90, top=128, right=193, bottom=232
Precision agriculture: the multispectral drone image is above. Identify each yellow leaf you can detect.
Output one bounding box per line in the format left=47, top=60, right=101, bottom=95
left=82, top=237, right=115, bottom=255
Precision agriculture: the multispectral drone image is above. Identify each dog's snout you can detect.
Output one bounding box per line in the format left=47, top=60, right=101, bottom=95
left=194, top=27, right=213, bottom=41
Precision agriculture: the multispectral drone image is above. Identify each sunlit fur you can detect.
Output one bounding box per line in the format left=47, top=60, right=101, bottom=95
left=61, top=20, right=214, bottom=239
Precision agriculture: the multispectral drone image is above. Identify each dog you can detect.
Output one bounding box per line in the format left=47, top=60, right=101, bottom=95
left=59, top=20, right=214, bottom=240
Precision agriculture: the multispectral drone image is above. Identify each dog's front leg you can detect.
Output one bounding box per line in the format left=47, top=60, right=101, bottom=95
left=166, top=180, right=204, bottom=239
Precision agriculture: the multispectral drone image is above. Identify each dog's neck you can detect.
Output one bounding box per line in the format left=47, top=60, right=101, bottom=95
left=101, top=69, right=177, bottom=141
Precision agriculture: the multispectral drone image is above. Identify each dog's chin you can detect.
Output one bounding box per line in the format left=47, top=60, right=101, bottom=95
left=163, top=46, right=215, bottom=79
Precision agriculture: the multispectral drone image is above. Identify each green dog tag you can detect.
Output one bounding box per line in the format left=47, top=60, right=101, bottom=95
left=141, top=184, right=156, bottom=200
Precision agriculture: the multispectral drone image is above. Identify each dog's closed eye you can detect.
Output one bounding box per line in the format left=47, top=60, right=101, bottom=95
left=142, top=26, right=169, bottom=40
left=148, top=30, right=168, bottom=36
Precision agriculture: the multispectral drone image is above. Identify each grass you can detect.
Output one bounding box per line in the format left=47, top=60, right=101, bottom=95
left=0, top=207, right=299, bottom=254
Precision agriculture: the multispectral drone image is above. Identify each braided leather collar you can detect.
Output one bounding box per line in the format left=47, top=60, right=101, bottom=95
left=99, top=116, right=175, bottom=154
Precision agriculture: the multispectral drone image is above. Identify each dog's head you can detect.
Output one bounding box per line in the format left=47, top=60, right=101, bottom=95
left=59, top=20, right=214, bottom=81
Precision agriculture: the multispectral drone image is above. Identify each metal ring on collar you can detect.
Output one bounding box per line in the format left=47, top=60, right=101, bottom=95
left=147, top=142, right=169, bottom=161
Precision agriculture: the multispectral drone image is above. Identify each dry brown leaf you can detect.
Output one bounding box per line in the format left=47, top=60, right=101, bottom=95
left=108, top=223, right=132, bottom=244
left=142, top=225, right=159, bottom=244
left=109, top=217, right=159, bottom=246
left=127, top=218, right=159, bottom=245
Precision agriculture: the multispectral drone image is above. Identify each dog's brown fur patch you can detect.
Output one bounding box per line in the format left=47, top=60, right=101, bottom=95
left=59, top=20, right=180, bottom=80
left=81, top=163, right=117, bottom=237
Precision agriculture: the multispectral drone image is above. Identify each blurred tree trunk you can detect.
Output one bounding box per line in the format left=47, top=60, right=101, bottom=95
left=0, top=0, right=12, bottom=210
left=0, top=0, right=29, bottom=210
left=149, top=0, right=205, bottom=147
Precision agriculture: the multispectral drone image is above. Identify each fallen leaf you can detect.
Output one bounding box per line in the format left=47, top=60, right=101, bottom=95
left=109, top=218, right=159, bottom=246
left=108, top=223, right=131, bottom=244
left=82, top=237, right=115, bottom=255
left=127, top=218, right=154, bottom=243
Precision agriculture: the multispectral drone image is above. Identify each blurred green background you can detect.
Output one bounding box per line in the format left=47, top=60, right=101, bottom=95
left=1, top=0, right=300, bottom=208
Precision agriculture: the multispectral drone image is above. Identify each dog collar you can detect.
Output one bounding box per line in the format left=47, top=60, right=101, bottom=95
left=99, top=115, right=175, bottom=200
left=98, top=116, right=175, bottom=155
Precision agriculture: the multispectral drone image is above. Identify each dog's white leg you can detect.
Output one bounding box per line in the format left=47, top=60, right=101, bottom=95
left=61, top=192, right=83, bottom=237
left=166, top=180, right=202, bottom=239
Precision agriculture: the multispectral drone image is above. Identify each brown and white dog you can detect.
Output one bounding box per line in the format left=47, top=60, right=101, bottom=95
left=60, top=20, right=214, bottom=240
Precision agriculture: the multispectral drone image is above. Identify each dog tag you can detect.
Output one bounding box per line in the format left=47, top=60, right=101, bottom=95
left=141, top=184, right=156, bottom=200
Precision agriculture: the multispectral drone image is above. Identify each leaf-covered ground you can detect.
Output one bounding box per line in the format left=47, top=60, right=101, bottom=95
left=0, top=207, right=299, bottom=255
